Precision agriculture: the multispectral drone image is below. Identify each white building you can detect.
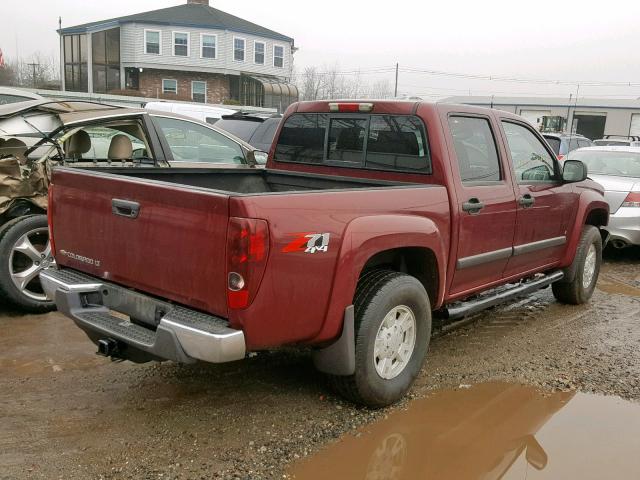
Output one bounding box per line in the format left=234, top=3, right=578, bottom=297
left=445, top=96, right=640, bottom=140
left=59, top=0, right=298, bottom=110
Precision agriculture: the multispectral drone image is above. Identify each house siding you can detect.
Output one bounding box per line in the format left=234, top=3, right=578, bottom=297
left=121, top=23, right=293, bottom=79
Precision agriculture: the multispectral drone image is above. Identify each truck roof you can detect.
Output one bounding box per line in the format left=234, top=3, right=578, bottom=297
left=286, top=99, right=523, bottom=121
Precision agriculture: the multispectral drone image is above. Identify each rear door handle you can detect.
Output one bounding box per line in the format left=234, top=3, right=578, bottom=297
left=518, top=194, right=535, bottom=208
left=462, top=197, right=485, bottom=214
left=112, top=199, right=140, bottom=219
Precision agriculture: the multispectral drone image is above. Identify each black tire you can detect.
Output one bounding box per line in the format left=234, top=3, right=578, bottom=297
left=0, top=215, right=55, bottom=313
left=552, top=225, right=602, bottom=305
left=328, top=270, right=432, bottom=407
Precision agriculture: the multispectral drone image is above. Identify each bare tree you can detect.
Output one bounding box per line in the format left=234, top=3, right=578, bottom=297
left=0, top=61, right=19, bottom=87
left=0, top=52, right=60, bottom=89
left=299, top=66, right=324, bottom=101
left=369, top=79, right=392, bottom=99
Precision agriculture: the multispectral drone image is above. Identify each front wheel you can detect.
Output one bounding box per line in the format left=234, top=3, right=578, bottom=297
left=328, top=270, right=432, bottom=407
left=0, top=215, right=55, bottom=313
left=552, top=225, right=602, bottom=305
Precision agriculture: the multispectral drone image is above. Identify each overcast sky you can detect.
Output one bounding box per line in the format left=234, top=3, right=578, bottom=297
left=3, top=0, right=640, bottom=99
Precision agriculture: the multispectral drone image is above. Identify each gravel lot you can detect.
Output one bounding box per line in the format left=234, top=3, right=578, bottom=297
left=1, top=247, right=639, bottom=479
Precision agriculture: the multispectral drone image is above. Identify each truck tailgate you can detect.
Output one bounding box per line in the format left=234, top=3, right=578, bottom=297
left=49, top=168, right=230, bottom=316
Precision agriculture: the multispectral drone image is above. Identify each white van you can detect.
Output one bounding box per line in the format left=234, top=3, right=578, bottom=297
left=144, top=101, right=236, bottom=125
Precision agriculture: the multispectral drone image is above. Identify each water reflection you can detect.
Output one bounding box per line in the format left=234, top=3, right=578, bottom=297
left=290, top=383, right=640, bottom=479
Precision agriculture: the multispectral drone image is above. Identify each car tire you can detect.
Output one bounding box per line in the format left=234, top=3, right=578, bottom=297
left=328, top=270, right=432, bottom=407
left=552, top=225, right=602, bottom=305
left=0, top=215, right=55, bottom=313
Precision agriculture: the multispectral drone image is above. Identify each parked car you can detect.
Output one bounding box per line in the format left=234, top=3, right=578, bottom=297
left=42, top=100, right=608, bottom=407
left=567, top=146, right=640, bottom=248
left=144, top=101, right=235, bottom=125
left=542, top=133, right=593, bottom=160
left=0, top=99, right=263, bottom=312
left=0, top=87, right=43, bottom=106
left=593, top=135, right=640, bottom=147
left=214, top=111, right=282, bottom=154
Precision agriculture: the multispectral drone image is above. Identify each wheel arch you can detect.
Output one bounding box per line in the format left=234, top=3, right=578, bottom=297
left=0, top=198, right=46, bottom=227
left=359, top=246, right=439, bottom=306
left=312, top=214, right=447, bottom=345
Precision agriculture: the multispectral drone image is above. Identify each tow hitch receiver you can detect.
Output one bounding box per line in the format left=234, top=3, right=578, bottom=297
left=97, top=338, right=121, bottom=358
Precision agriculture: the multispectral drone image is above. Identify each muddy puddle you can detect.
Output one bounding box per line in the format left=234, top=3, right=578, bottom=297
left=289, top=383, right=640, bottom=479
left=0, top=311, right=107, bottom=376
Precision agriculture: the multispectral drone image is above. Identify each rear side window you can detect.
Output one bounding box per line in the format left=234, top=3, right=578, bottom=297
left=274, top=113, right=431, bottom=173
left=448, top=116, right=501, bottom=183
left=274, top=114, right=327, bottom=164
left=544, top=136, right=561, bottom=154
left=367, top=115, right=429, bottom=172
left=568, top=138, right=580, bottom=152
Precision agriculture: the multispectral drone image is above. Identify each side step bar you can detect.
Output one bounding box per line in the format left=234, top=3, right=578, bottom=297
left=441, top=270, right=564, bottom=321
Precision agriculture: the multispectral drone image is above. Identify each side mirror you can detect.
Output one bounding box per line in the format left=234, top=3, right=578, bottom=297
left=562, top=159, right=587, bottom=183
left=249, top=150, right=268, bottom=165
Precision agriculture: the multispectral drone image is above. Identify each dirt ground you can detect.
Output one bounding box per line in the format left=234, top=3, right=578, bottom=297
left=1, top=248, right=639, bottom=479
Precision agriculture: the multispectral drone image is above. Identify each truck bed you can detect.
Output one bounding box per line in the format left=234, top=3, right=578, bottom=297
left=49, top=167, right=440, bottom=328
left=104, top=166, right=407, bottom=195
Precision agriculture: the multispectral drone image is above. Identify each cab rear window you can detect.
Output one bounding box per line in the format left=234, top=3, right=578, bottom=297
left=274, top=113, right=431, bottom=174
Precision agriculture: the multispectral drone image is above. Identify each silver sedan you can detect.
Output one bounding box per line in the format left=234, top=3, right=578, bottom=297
left=568, top=146, right=640, bottom=249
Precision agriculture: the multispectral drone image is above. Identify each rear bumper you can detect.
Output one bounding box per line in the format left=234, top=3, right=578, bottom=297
left=607, top=207, right=640, bottom=246
left=40, top=268, right=246, bottom=364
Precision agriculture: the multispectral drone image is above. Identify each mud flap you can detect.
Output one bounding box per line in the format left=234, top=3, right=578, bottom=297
left=312, top=305, right=355, bottom=376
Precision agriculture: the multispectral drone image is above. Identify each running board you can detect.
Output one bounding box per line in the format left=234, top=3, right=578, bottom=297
left=441, top=270, right=564, bottom=321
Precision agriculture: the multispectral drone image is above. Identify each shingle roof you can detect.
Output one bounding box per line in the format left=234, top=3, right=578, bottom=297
left=60, top=3, right=293, bottom=43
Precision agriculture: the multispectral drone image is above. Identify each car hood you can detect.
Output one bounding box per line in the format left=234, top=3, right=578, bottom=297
left=589, top=174, right=639, bottom=213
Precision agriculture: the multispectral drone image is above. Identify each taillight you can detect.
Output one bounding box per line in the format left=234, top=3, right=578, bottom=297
left=328, top=102, right=373, bottom=113
left=557, top=154, right=565, bottom=161
left=47, top=184, right=56, bottom=257
left=622, top=192, right=640, bottom=208
left=226, top=217, right=269, bottom=310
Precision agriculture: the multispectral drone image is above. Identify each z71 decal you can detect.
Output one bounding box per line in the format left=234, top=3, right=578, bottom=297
left=283, top=233, right=331, bottom=254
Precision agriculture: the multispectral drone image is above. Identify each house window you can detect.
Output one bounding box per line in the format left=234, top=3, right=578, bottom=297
left=145, top=30, right=161, bottom=55
left=234, top=37, right=245, bottom=62
left=173, top=32, right=189, bottom=56
left=273, top=45, right=284, bottom=68
left=254, top=41, right=265, bottom=64
left=63, top=33, right=88, bottom=92
left=162, top=79, right=178, bottom=94
left=92, top=28, right=121, bottom=93
left=192, top=81, right=206, bottom=103
left=201, top=34, right=216, bottom=59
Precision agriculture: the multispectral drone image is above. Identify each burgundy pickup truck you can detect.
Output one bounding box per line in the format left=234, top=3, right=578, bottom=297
left=41, top=100, right=609, bottom=406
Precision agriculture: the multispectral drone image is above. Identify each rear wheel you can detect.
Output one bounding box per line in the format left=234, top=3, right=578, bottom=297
left=0, top=215, right=55, bottom=313
left=328, top=270, right=431, bottom=407
left=552, top=225, right=602, bottom=305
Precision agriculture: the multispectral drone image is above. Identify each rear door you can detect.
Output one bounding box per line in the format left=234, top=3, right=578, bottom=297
left=445, top=112, right=518, bottom=296
left=499, top=120, right=578, bottom=276
left=50, top=168, right=231, bottom=316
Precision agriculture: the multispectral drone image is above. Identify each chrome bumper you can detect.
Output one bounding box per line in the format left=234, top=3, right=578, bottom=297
left=40, top=268, right=246, bottom=364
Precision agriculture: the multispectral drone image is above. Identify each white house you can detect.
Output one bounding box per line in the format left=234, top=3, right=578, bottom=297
left=59, top=0, right=298, bottom=110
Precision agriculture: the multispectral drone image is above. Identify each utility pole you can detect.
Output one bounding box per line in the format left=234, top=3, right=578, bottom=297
left=26, top=62, right=39, bottom=87
left=394, top=63, right=398, bottom=98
